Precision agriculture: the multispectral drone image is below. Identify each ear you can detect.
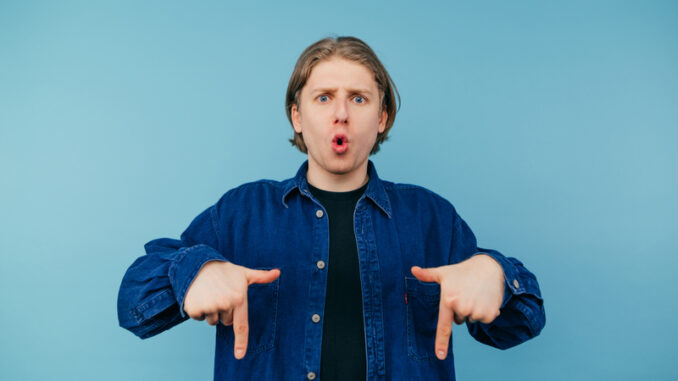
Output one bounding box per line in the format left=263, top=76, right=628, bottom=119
left=291, top=104, right=302, bottom=133
left=378, top=108, right=388, bottom=134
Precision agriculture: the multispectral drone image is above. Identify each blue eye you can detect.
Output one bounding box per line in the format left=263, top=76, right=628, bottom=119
left=354, top=96, right=365, bottom=104
left=318, top=95, right=329, bottom=102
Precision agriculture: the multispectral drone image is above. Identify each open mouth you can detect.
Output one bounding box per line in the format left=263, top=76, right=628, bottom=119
left=332, top=134, right=348, bottom=154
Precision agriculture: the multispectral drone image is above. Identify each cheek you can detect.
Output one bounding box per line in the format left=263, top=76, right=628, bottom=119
left=303, top=124, right=326, bottom=150
left=356, top=131, right=378, bottom=150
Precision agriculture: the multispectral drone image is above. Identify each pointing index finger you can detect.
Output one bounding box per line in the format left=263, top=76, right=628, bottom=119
left=232, top=292, right=249, bottom=360
left=435, top=295, right=454, bottom=360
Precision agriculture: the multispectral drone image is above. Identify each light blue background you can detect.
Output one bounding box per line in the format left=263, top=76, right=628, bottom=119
left=1, top=1, right=676, bottom=379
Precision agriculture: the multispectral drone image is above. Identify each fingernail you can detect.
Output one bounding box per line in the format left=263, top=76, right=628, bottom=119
left=437, top=350, right=445, bottom=359
left=235, top=349, right=244, bottom=358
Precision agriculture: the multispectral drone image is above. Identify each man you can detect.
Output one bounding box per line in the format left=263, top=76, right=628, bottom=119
left=118, top=36, right=545, bottom=380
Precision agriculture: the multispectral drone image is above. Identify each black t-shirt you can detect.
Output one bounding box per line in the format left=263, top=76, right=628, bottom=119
left=308, top=180, right=368, bottom=380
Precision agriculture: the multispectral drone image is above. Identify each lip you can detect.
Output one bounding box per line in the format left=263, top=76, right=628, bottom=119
left=331, top=133, right=349, bottom=154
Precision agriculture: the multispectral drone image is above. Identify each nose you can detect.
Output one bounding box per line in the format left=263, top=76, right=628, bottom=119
left=333, top=98, right=348, bottom=125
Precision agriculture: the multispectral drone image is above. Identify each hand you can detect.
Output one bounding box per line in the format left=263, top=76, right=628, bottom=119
left=411, top=254, right=505, bottom=360
left=183, top=260, right=281, bottom=360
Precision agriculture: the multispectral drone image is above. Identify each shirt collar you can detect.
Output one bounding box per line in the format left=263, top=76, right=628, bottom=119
left=281, top=159, right=392, bottom=219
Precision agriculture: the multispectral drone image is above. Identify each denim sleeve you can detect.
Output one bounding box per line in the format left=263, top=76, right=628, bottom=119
left=449, top=210, right=546, bottom=350
left=117, top=203, right=229, bottom=339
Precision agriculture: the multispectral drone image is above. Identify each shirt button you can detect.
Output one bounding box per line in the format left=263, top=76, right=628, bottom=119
left=316, top=260, right=326, bottom=269
left=513, top=279, right=520, bottom=289
left=315, top=209, right=324, bottom=218
left=307, top=372, right=316, bottom=380
left=311, top=314, right=321, bottom=323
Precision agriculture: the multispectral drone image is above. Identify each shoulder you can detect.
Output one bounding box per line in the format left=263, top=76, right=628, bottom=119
left=212, top=177, right=290, bottom=212
left=381, top=180, right=457, bottom=215
left=227, top=178, right=286, bottom=195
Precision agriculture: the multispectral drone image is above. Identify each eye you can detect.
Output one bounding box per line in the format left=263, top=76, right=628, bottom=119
left=317, top=95, right=329, bottom=103
left=354, top=95, right=366, bottom=104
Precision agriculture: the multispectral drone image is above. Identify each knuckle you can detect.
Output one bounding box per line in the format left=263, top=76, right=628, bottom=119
left=443, top=295, right=456, bottom=308
left=456, top=303, right=471, bottom=317
left=231, top=293, right=245, bottom=306
left=438, top=325, right=452, bottom=336
left=216, top=300, right=232, bottom=311
left=188, top=308, right=204, bottom=320
left=479, top=310, right=500, bottom=324
left=235, top=324, right=248, bottom=335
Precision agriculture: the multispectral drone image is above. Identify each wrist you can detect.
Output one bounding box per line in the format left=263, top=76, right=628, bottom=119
left=472, top=253, right=506, bottom=281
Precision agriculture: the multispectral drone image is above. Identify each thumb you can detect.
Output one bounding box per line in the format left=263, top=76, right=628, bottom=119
left=411, top=266, right=440, bottom=283
left=246, top=268, right=281, bottom=285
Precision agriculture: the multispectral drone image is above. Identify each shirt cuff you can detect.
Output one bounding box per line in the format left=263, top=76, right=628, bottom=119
left=168, top=244, right=229, bottom=318
left=471, top=250, right=521, bottom=309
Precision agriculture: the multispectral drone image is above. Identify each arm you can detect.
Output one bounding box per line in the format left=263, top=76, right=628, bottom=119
left=451, top=211, right=546, bottom=350
left=117, top=203, right=228, bottom=339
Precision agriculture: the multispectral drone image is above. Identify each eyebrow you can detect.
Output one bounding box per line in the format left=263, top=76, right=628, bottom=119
left=311, top=87, right=374, bottom=96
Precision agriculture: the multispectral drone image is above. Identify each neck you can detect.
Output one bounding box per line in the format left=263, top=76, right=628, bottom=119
left=306, top=158, right=370, bottom=192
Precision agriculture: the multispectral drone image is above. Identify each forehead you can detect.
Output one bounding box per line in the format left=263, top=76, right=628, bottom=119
left=304, top=57, right=378, bottom=95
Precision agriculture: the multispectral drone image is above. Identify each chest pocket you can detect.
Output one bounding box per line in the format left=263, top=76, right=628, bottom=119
left=216, top=267, right=280, bottom=355
left=405, top=276, right=448, bottom=361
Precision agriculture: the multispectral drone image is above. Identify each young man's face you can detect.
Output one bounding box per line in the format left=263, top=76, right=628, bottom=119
left=291, top=56, right=388, bottom=189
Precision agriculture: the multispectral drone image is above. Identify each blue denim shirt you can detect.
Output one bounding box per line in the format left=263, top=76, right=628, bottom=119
left=117, top=159, right=545, bottom=380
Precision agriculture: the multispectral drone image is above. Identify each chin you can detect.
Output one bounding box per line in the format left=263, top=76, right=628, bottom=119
left=326, top=163, right=353, bottom=175
left=324, top=158, right=356, bottom=174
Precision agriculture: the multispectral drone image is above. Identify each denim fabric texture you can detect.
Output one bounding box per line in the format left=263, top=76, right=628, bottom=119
left=117, top=159, right=546, bottom=380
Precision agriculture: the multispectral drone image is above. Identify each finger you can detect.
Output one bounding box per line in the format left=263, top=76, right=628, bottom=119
left=454, top=311, right=467, bottom=325
left=219, top=310, right=233, bottom=326
left=410, top=266, right=440, bottom=283
left=232, top=292, right=249, bottom=359
left=435, top=298, right=454, bottom=360
left=246, top=268, right=281, bottom=285
left=205, top=312, right=219, bottom=326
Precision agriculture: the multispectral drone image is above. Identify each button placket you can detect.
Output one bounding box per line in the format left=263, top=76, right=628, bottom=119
left=302, top=196, right=328, bottom=380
